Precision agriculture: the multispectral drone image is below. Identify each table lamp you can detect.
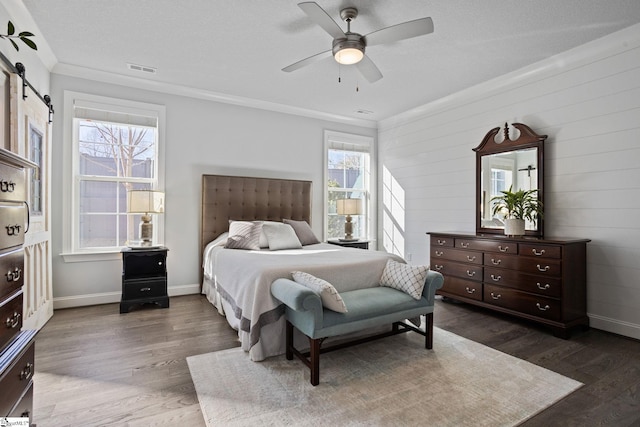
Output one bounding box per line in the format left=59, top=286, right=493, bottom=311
left=127, top=190, right=164, bottom=246
left=336, top=198, right=362, bottom=241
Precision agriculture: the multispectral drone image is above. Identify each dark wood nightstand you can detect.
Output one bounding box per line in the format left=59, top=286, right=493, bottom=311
left=120, top=247, right=169, bottom=313
left=327, top=239, right=370, bottom=250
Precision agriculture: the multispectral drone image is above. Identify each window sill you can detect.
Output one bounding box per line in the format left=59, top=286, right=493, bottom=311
left=61, top=250, right=123, bottom=263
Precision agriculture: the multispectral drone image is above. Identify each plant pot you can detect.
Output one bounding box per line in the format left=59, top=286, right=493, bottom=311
left=504, top=218, right=525, bottom=236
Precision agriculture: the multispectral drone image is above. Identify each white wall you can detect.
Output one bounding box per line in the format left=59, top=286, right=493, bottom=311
left=378, top=24, right=640, bottom=339
left=48, top=74, right=376, bottom=306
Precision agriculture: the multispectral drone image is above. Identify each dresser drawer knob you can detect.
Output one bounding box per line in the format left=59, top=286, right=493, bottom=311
left=437, top=239, right=447, bottom=246
left=490, top=292, right=501, bottom=300
left=434, top=250, right=443, bottom=257
left=466, top=270, right=476, bottom=277
left=465, top=287, right=476, bottom=294
left=537, top=282, right=550, bottom=290
left=490, top=274, right=501, bottom=282
left=460, top=242, right=469, bottom=248
left=536, top=303, right=551, bottom=311
left=5, top=224, right=21, bottom=236
left=434, top=264, right=443, bottom=271
left=6, top=267, right=22, bottom=282
left=467, top=255, right=476, bottom=262
left=498, top=245, right=509, bottom=252
left=5, top=312, right=20, bottom=328
left=20, top=362, right=34, bottom=381
left=532, top=249, right=545, bottom=256
left=140, top=287, right=152, bottom=292
left=536, top=264, right=550, bottom=272
left=0, top=179, right=16, bottom=192
left=491, top=258, right=501, bottom=265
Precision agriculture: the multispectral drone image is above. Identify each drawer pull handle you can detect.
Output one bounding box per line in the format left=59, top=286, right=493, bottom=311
left=498, top=245, right=509, bottom=252
left=466, top=270, right=476, bottom=277
left=5, top=224, right=21, bottom=236
left=140, top=287, right=151, bottom=292
left=20, top=362, right=33, bottom=381
left=434, top=264, right=443, bottom=271
left=437, top=239, right=447, bottom=246
left=537, top=282, right=550, bottom=290
left=460, top=242, right=469, bottom=248
left=490, top=274, right=501, bottom=282
left=465, top=287, right=476, bottom=294
left=536, top=303, right=551, bottom=311
left=6, top=267, right=22, bottom=282
left=435, top=250, right=443, bottom=257
left=490, top=292, right=501, bottom=300
left=491, top=258, right=501, bottom=265
left=537, top=264, right=550, bottom=272
left=0, top=179, right=16, bottom=192
left=532, top=249, right=546, bottom=256
left=467, top=255, right=476, bottom=262
left=5, top=312, right=20, bottom=328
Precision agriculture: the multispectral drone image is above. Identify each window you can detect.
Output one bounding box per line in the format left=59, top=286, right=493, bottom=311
left=63, top=92, right=165, bottom=258
left=324, top=131, right=374, bottom=242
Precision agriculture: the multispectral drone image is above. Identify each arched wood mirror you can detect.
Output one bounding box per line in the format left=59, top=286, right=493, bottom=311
left=474, top=123, right=546, bottom=237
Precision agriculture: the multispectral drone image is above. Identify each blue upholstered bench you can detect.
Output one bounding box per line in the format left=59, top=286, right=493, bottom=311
left=271, top=270, right=444, bottom=385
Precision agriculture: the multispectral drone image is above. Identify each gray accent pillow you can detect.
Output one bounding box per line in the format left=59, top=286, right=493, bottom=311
left=292, top=271, right=348, bottom=313
left=262, top=223, right=302, bottom=250
left=225, top=221, right=263, bottom=250
left=380, top=259, right=429, bottom=300
left=283, top=219, right=320, bottom=245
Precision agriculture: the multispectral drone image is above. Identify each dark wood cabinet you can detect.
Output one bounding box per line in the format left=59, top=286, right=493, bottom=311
left=327, top=239, right=370, bottom=250
left=120, top=247, right=169, bottom=313
left=428, top=232, right=590, bottom=338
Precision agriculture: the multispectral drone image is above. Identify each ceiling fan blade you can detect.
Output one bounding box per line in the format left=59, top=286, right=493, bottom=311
left=282, top=49, right=332, bottom=73
left=298, top=2, right=345, bottom=39
left=363, top=17, right=434, bottom=46
left=355, top=55, right=383, bottom=83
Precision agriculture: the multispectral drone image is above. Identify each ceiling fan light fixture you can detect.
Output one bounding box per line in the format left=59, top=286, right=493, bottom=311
left=332, top=36, right=365, bottom=65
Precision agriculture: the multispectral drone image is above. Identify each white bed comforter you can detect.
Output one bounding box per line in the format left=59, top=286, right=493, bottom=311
left=203, top=242, right=403, bottom=360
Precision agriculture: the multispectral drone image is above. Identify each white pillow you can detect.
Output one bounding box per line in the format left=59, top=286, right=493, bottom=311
left=291, top=271, right=348, bottom=313
left=380, top=259, right=429, bottom=300
left=262, top=223, right=302, bottom=251
left=225, top=221, right=262, bottom=250
left=259, top=221, right=282, bottom=248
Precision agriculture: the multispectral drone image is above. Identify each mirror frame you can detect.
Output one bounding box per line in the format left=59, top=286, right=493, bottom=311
left=474, top=123, right=546, bottom=237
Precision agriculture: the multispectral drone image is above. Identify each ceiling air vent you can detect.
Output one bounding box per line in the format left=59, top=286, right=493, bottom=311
left=127, top=63, right=157, bottom=74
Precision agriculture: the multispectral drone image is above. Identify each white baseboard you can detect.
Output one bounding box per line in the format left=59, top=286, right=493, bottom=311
left=588, top=314, right=640, bottom=341
left=52, top=284, right=201, bottom=310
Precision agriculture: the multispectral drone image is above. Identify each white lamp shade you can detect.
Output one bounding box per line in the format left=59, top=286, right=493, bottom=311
left=128, top=190, right=165, bottom=214
left=336, top=198, right=363, bottom=215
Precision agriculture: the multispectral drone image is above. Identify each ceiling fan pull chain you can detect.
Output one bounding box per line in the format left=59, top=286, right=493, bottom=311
left=338, top=63, right=341, bottom=83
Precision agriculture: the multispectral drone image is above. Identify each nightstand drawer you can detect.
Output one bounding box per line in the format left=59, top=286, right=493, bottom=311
left=123, top=252, right=166, bottom=279
left=123, top=279, right=166, bottom=300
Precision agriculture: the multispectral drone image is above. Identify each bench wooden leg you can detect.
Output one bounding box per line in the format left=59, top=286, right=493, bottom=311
left=310, top=337, right=320, bottom=386
left=285, top=320, right=293, bottom=360
left=425, top=312, right=434, bottom=349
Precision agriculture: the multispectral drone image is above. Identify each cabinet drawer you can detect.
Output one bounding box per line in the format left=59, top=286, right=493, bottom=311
left=431, top=247, right=482, bottom=264
left=484, top=284, right=561, bottom=321
left=7, top=380, right=32, bottom=418
left=483, top=253, right=561, bottom=277
left=0, top=290, right=22, bottom=353
left=123, top=278, right=166, bottom=300
left=432, top=261, right=482, bottom=282
left=0, top=339, right=34, bottom=416
left=439, top=276, right=482, bottom=301
left=519, top=243, right=561, bottom=259
left=484, top=267, right=561, bottom=298
left=0, top=162, right=26, bottom=203
left=0, top=203, right=26, bottom=249
left=430, top=236, right=454, bottom=248
left=123, top=252, right=167, bottom=279
left=0, top=248, right=23, bottom=300
left=455, top=238, right=517, bottom=254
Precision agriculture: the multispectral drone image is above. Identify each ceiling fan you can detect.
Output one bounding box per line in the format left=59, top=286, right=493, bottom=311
left=282, top=2, right=434, bottom=83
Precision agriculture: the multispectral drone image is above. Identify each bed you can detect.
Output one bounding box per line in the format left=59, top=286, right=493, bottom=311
left=200, top=174, right=404, bottom=361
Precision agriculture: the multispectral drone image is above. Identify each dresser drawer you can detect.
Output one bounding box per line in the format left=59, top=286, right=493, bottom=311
left=432, top=260, right=482, bottom=282
left=0, top=248, right=23, bottom=300
left=430, top=235, right=454, bottom=248
left=483, top=253, right=561, bottom=277
left=0, top=162, right=26, bottom=203
left=0, top=290, right=22, bottom=353
left=123, top=278, right=167, bottom=300
left=519, top=243, right=561, bottom=259
left=484, top=267, right=561, bottom=298
left=455, top=238, right=517, bottom=254
left=0, top=338, right=34, bottom=416
left=439, top=276, right=482, bottom=301
left=484, top=284, right=561, bottom=321
left=431, top=247, right=482, bottom=265
left=7, top=380, right=32, bottom=418
left=0, top=203, right=26, bottom=249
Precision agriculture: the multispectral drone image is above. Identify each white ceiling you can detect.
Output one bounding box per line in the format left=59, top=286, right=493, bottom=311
left=20, top=0, right=640, bottom=122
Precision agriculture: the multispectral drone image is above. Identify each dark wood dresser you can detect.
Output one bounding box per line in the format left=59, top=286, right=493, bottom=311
left=428, top=232, right=590, bottom=338
left=0, top=148, right=37, bottom=421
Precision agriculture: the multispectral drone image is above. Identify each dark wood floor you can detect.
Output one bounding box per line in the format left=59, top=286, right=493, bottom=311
left=32, top=295, right=640, bottom=426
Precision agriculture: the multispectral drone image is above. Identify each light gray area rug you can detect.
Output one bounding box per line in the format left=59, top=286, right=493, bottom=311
left=187, top=327, right=582, bottom=426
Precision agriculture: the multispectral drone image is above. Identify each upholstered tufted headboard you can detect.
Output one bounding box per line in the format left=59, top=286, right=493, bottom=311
left=200, top=174, right=313, bottom=275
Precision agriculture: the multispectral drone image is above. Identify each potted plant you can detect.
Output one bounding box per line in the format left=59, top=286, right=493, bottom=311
left=490, top=186, right=543, bottom=236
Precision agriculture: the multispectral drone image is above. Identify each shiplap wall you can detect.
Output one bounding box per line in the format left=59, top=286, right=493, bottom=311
left=377, top=24, right=640, bottom=339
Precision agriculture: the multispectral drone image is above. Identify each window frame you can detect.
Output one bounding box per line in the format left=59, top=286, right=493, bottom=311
left=323, top=130, right=375, bottom=244
left=61, top=91, right=166, bottom=262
